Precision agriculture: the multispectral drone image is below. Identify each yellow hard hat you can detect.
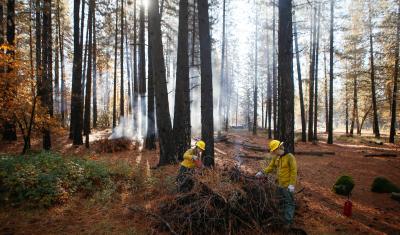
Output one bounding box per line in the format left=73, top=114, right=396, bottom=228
left=269, top=140, right=283, bottom=152
left=196, top=140, right=206, bottom=151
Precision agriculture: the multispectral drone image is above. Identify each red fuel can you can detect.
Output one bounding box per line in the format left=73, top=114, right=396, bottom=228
left=194, top=159, right=203, bottom=168
left=343, top=200, right=352, bottom=217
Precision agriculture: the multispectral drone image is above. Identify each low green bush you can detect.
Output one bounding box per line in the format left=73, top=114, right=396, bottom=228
left=333, top=175, right=354, bottom=196
left=371, top=177, right=400, bottom=193
left=0, top=152, right=131, bottom=207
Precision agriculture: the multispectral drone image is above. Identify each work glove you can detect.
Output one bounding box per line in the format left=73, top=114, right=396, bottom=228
left=192, top=155, right=199, bottom=161
left=288, top=185, right=295, bottom=193
left=255, top=171, right=264, bottom=178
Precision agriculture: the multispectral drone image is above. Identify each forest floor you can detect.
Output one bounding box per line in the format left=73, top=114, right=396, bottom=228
left=1, top=129, right=400, bottom=235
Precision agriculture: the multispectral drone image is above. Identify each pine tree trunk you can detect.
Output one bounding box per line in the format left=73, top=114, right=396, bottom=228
left=253, top=6, right=258, bottom=135
left=173, top=0, right=191, bottom=159
left=41, top=0, right=53, bottom=150
left=313, top=4, right=321, bottom=143
left=368, top=1, right=380, bottom=138
left=324, top=51, right=328, bottom=133
left=308, top=5, right=316, bottom=142
left=272, top=1, right=278, bottom=139
left=327, top=0, right=334, bottom=144
left=70, top=0, right=84, bottom=145
left=198, top=0, right=215, bottom=166
left=133, top=0, right=139, bottom=131
left=139, top=0, right=146, bottom=135
left=389, top=2, right=400, bottom=143
left=92, top=8, right=97, bottom=128
left=54, top=23, right=60, bottom=115
left=113, top=0, right=118, bottom=128
left=84, top=0, right=94, bottom=148
left=218, top=0, right=226, bottom=132
left=149, top=0, right=175, bottom=165
left=294, top=14, right=306, bottom=142
left=145, top=6, right=156, bottom=149
left=2, top=0, right=17, bottom=141
left=120, top=0, right=124, bottom=118
left=278, top=0, right=294, bottom=153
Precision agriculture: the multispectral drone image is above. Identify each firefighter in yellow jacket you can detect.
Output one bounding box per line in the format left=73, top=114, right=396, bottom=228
left=255, top=140, right=297, bottom=227
left=176, top=140, right=206, bottom=193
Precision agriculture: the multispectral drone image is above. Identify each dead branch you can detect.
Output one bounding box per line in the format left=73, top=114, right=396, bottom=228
left=364, top=153, right=397, bottom=158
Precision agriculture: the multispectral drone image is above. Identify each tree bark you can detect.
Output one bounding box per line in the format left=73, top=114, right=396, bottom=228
left=173, top=0, right=191, bottom=159
left=145, top=5, right=156, bottom=150
left=41, top=0, right=53, bottom=150
left=278, top=0, right=294, bottom=153
left=149, top=0, right=175, bottom=165
left=368, top=0, right=380, bottom=138
left=389, top=2, right=400, bottom=143
left=218, top=0, right=226, bottom=132
left=294, top=14, right=306, bottom=142
left=2, top=0, right=17, bottom=141
left=84, top=0, right=94, bottom=148
left=253, top=5, right=258, bottom=135
left=113, top=0, right=118, bottom=128
left=92, top=6, right=97, bottom=128
left=272, top=0, right=278, bottom=139
left=308, top=4, right=317, bottom=142
left=133, top=0, right=139, bottom=131
left=120, top=0, right=124, bottom=118
left=139, top=0, right=146, bottom=135
left=327, top=0, right=334, bottom=144
left=313, top=4, right=321, bottom=143
left=70, top=0, right=84, bottom=145
left=198, top=0, right=215, bottom=166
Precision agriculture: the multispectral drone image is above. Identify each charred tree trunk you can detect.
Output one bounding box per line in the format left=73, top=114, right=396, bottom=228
left=278, top=0, right=294, bottom=153
left=327, top=0, right=334, bottom=144
left=294, top=14, right=306, bottom=142
left=173, top=0, right=191, bottom=159
left=149, top=0, right=175, bottom=165
left=198, top=0, right=215, bottom=166
left=368, top=1, right=380, bottom=138
left=266, top=25, right=272, bottom=139
left=389, top=2, right=400, bottom=143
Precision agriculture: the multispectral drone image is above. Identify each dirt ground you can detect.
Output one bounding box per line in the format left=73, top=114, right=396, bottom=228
left=1, top=129, right=400, bottom=235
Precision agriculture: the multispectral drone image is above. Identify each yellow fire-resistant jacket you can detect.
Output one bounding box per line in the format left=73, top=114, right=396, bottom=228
left=263, top=153, right=297, bottom=188
left=181, top=148, right=196, bottom=169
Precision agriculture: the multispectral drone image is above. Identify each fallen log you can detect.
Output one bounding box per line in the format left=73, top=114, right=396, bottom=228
left=392, top=192, right=400, bottom=202
left=225, top=140, right=268, bottom=152
left=364, top=153, right=397, bottom=158
left=235, top=154, right=264, bottom=161
left=295, top=151, right=335, bottom=156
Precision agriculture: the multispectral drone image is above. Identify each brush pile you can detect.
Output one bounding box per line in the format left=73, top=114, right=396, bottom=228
left=156, top=167, right=285, bottom=234
left=94, top=137, right=137, bottom=153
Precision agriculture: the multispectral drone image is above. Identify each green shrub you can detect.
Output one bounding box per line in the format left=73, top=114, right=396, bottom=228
left=371, top=177, right=400, bottom=193
left=333, top=175, right=354, bottom=196
left=0, top=152, right=131, bottom=207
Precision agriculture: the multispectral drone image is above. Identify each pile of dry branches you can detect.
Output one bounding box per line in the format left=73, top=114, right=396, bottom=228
left=156, top=167, right=285, bottom=234
left=94, top=137, right=137, bottom=153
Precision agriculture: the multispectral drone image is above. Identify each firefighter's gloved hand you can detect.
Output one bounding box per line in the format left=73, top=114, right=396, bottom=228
left=255, top=171, right=264, bottom=178
left=192, top=155, right=199, bottom=161
left=288, top=185, right=295, bottom=193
